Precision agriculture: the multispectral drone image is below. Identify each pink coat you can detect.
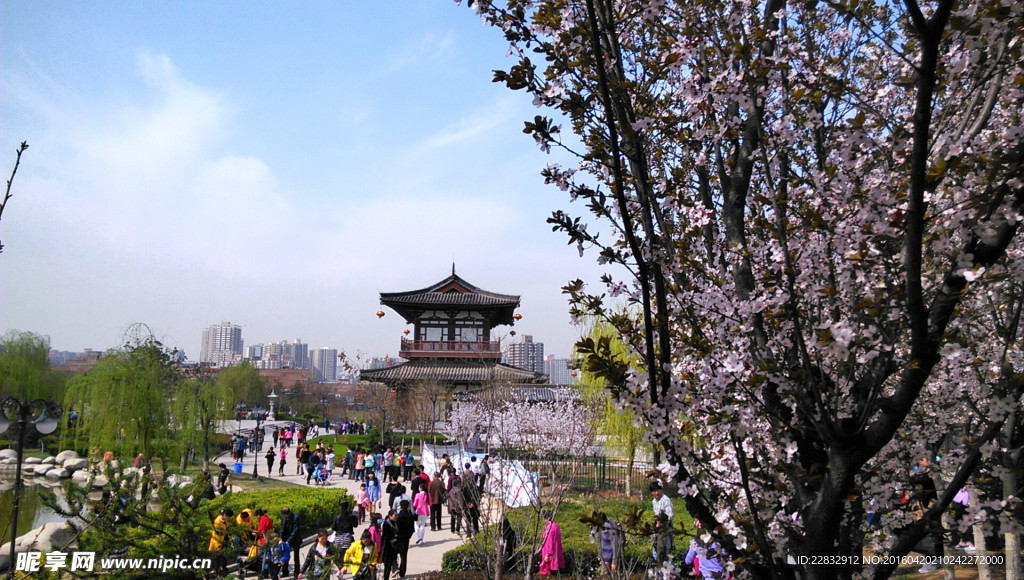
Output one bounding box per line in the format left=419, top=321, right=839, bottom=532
left=539, top=521, right=565, bottom=575
left=412, top=491, right=431, bottom=516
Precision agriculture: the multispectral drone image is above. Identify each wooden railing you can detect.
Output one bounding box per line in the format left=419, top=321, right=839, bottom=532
left=399, top=338, right=502, bottom=358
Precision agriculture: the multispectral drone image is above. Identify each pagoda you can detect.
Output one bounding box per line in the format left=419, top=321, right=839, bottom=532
left=359, top=267, right=546, bottom=390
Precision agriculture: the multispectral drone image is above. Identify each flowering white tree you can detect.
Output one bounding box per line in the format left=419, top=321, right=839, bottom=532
left=444, top=386, right=599, bottom=578
left=462, top=0, right=1024, bottom=579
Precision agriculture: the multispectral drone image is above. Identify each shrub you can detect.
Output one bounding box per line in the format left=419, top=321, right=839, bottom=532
left=212, top=487, right=354, bottom=532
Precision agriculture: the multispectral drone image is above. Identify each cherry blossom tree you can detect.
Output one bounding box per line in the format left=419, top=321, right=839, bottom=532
left=444, top=385, right=598, bottom=578
left=462, top=0, right=1024, bottom=578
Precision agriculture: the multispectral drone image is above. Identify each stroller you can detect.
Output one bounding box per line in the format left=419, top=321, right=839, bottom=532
left=312, top=464, right=332, bottom=486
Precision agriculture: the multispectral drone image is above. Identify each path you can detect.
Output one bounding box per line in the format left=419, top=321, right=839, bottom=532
left=218, top=421, right=465, bottom=578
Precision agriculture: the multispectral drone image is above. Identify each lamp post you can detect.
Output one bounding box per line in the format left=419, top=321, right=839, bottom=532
left=251, top=407, right=263, bottom=480
left=0, top=397, right=61, bottom=580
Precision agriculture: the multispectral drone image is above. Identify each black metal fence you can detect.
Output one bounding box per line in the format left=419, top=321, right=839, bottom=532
left=502, top=452, right=652, bottom=496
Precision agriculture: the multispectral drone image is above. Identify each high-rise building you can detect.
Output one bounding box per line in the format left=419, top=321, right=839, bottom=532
left=312, top=347, right=338, bottom=383
left=544, top=355, right=575, bottom=385
left=244, top=344, right=264, bottom=360
left=259, top=339, right=310, bottom=369
left=505, top=335, right=545, bottom=374
left=200, top=322, right=244, bottom=368
left=292, top=339, right=310, bottom=370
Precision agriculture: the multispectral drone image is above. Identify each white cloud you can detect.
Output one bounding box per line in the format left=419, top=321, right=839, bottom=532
left=384, top=30, right=457, bottom=73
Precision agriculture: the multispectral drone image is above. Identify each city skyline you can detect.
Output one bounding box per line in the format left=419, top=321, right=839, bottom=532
left=0, top=4, right=617, bottom=360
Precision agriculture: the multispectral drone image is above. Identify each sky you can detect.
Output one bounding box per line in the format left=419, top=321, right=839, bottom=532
left=0, top=2, right=616, bottom=362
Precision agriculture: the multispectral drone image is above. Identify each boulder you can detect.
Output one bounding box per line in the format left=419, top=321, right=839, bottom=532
left=71, top=470, right=90, bottom=484
left=45, top=468, right=69, bottom=479
left=55, top=450, right=79, bottom=463
left=92, top=475, right=109, bottom=489
left=0, top=522, right=76, bottom=572
left=0, top=449, right=17, bottom=460
left=63, top=458, right=89, bottom=472
left=23, top=457, right=42, bottom=464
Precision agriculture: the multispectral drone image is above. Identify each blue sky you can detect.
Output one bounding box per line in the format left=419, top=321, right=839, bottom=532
left=1, top=2, right=612, bottom=361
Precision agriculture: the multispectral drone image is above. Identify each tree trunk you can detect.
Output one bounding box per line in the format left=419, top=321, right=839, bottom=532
left=970, top=486, right=992, bottom=580
left=1004, top=449, right=1021, bottom=580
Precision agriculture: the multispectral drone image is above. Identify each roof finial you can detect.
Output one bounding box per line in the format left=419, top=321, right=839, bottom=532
left=452, top=262, right=456, bottom=276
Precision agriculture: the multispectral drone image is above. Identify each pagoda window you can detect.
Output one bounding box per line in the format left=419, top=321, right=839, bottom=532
left=419, top=325, right=448, bottom=341
left=455, top=327, right=479, bottom=342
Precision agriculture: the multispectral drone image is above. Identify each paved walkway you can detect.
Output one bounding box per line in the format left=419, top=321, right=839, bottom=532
left=218, top=421, right=465, bottom=578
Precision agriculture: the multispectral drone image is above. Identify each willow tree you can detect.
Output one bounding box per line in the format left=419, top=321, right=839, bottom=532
left=575, top=320, right=648, bottom=496
left=63, top=337, right=182, bottom=461
left=173, top=364, right=233, bottom=471
left=216, top=361, right=266, bottom=413
left=0, top=331, right=66, bottom=450
left=465, top=0, right=1024, bottom=578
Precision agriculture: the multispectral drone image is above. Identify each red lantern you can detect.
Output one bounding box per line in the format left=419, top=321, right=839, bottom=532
left=376, top=310, right=385, bottom=318
left=510, top=330, right=517, bottom=336
left=513, top=312, right=523, bottom=321
left=403, top=329, right=410, bottom=335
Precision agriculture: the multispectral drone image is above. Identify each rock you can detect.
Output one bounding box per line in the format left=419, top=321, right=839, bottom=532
left=92, top=475, right=109, bottom=489
left=71, top=470, right=90, bottom=484
left=1, top=457, right=16, bottom=464
left=0, top=449, right=16, bottom=460
left=45, top=468, right=69, bottom=479
left=23, top=457, right=42, bottom=464
left=0, top=522, right=76, bottom=572
left=41, top=456, right=57, bottom=465
left=55, top=450, right=79, bottom=463
left=63, top=458, right=89, bottom=472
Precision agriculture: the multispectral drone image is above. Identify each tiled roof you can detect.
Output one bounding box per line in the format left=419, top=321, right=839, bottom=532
left=380, top=273, right=520, bottom=309
left=359, top=359, right=544, bottom=385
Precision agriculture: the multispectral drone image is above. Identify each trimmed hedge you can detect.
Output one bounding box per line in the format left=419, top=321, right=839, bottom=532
left=207, top=487, right=354, bottom=532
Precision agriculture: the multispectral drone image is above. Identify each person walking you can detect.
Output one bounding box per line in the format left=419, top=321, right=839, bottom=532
left=298, top=444, right=311, bottom=477
left=395, top=500, right=415, bottom=577
left=447, top=474, right=465, bottom=535
left=354, top=449, right=365, bottom=481
left=278, top=447, right=287, bottom=476
left=538, top=511, right=565, bottom=576
left=297, top=530, right=339, bottom=580
left=341, top=531, right=378, bottom=579
left=428, top=472, right=444, bottom=531
left=331, top=501, right=355, bottom=551
left=380, top=509, right=400, bottom=580
left=265, top=447, right=276, bottom=475
left=412, top=482, right=431, bottom=545
left=478, top=455, right=491, bottom=494
left=278, top=507, right=302, bottom=577
left=355, top=484, right=371, bottom=524
left=306, top=450, right=322, bottom=485
left=366, top=472, right=383, bottom=512
left=650, top=481, right=674, bottom=564
left=463, top=477, right=481, bottom=538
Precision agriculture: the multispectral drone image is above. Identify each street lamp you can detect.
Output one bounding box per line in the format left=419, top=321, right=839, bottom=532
left=0, top=397, right=61, bottom=580
left=251, top=405, right=264, bottom=480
